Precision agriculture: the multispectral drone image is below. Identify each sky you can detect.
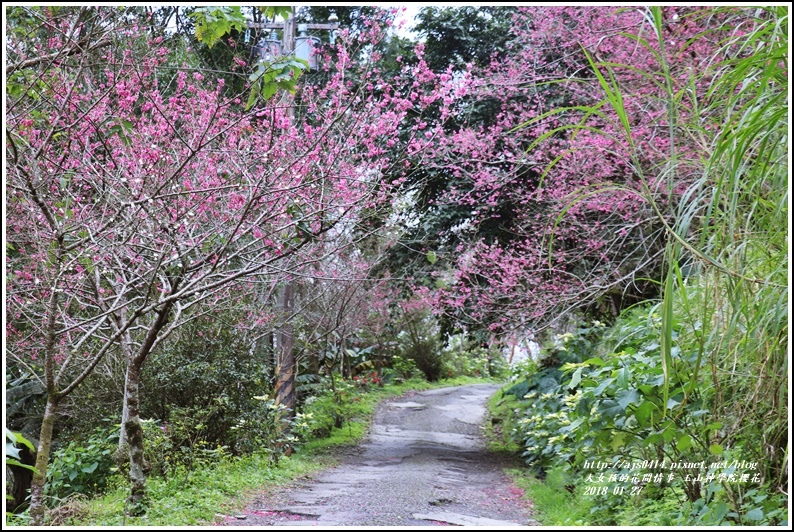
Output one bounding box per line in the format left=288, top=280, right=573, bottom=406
left=392, top=5, right=422, bottom=38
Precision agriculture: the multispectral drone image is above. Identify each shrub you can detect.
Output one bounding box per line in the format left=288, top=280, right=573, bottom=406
left=229, top=397, right=298, bottom=466
left=396, top=310, right=443, bottom=381
left=140, top=311, right=272, bottom=454
left=298, top=378, right=358, bottom=439
left=44, top=423, right=119, bottom=502
left=381, top=355, right=421, bottom=383
left=141, top=405, right=233, bottom=479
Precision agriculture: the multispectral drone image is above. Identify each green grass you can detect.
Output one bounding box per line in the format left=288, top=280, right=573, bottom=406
left=48, top=376, right=495, bottom=527
left=483, top=387, right=522, bottom=454
left=507, top=467, right=594, bottom=526
left=484, top=384, right=593, bottom=526
left=78, top=453, right=333, bottom=526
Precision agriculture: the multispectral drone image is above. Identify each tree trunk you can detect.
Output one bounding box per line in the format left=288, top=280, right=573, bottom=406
left=124, top=356, right=147, bottom=515
left=118, top=304, right=172, bottom=514
left=29, top=396, right=60, bottom=525
left=116, top=323, right=135, bottom=459
left=274, top=283, right=295, bottom=416
left=274, top=283, right=295, bottom=456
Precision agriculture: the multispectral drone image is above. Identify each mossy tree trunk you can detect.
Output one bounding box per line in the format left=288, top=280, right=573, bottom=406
left=28, top=396, right=59, bottom=525
left=120, top=304, right=173, bottom=515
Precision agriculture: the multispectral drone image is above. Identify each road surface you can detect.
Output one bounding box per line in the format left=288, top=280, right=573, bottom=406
left=225, top=384, right=537, bottom=526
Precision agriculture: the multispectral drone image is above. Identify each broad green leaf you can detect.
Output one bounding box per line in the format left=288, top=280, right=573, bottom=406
left=6, top=442, right=21, bottom=460
left=5, top=428, right=34, bottom=451
left=617, top=366, right=629, bottom=389
left=261, top=81, right=278, bottom=100
left=617, top=388, right=639, bottom=409
left=709, top=444, right=723, bottom=455
left=591, top=377, right=614, bottom=396
left=190, top=6, right=247, bottom=48
left=260, top=6, right=292, bottom=20
left=600, top=399, right=625, bottom=417
left=245, top=84, right=260, bottom=111
left=568, top=366, right=583, bottom=389
left=643, top=432, right=664, bottom=446
left=5, top=457, right=37, bottom=472
left=611, top=431, right=626, bottom=451
left=559, top=418, right=584, bottom=434
left=634, top=400, right=655, bottom=427
left=744, top=508, right=764, bottom=521
left=676, top=434, right=692, bottom=452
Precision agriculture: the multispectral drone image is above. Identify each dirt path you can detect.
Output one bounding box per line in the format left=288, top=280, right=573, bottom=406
left=224, top=384, right=538, bottom=526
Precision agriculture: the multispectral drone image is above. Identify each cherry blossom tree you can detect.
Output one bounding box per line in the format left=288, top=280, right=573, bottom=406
left=389, top=6, right=736, bottom=340
left=6, top=5, right=464, bottom=519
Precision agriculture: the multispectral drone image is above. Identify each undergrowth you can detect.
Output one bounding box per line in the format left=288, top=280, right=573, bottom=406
left=18, top=377, right=489, bottom=527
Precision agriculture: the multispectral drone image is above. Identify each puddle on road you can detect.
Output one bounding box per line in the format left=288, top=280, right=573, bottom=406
left=388, top=401, right=427, bottom=410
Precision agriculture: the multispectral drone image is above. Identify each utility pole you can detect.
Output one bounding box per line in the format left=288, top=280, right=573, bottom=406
left=273, top=8, right=297, bottom=422
left=261, top=8, right=338, bottom=424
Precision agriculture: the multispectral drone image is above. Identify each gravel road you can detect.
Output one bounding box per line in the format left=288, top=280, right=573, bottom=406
left=224, top=383, right=538, bottom=527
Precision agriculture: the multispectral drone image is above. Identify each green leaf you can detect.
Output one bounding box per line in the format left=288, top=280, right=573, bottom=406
left=591, top=377, right=614, bottom=396
left=259, top=6, right=292, bottom=20
left=190, top=6, right=248, bottom=48
left=559, top=418, right=584, bottom=434
left=744, top=508, right=764, bottom=521
left=643, top=433, right=664, bottom=446
left=634, top=400, right=655, bottom=427
left=5, top=457, right=37, bottom=472
left=617, top=388, right=640, bottom=409
left=82, top=462, right=98, bottom=474
left=426, top=250, right=437, bottom=264
left=659, top=249, right=679, bottom=416
left=611, top=431, right=626, bottom=451
left=5, top=428, right=34, bottom=451
left=709, top=444, right=724, bottom=455
left=568, top=366, right=583, bottom=389
left=617, top=366, right=629, bottom=389
left=245, top=84, right=260, bottom=111
left=676, top=434, right=692, bottom=452
left=600, top=399, right=625, bottom=417
left=6, top=442, right=21, bottom=460
left=261, top=81, right=278, bottom=100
